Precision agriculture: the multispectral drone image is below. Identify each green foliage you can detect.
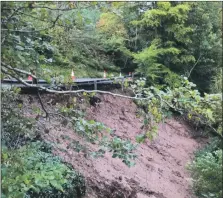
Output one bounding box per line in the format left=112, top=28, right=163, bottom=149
left=131, top=2, right=196, bottom=86
left=108, top=137, right=137, bottom=167
left=130, top=76, right=223, bottom=198
left=194, top=137, right=222, bottom=159
left=2, top=142, right=85, bottom=198
left=210, top=67, right=222, bottom=93
left=133, top=39, right=180, bottom=83
left=75, top=118, right=111, bottom=143
left=59, top=106, right=84, bottom=118
left=49, top=24, right=119, bottom=78
left=1, top=2, right=222, bottom=91
left=129, top=2, right=222, bottom=91
left=188, top=148, right=222, bottom=198
left=59, top=115, right=138, bottom=167
left=131, top=76, right=222, bottom=143
left=1, top=88, right=86, bottom=198
left=58, top=102, right=137, bottom=167
left=59, top=104, right=110, bottom=143
left=1, top=88, right=36, bottom=148
left=1, top=2, right=119, bottom=82
left=66, top=140, right=87, bottom=153
left=91, top=135, right=137, bottom=167
left=1, top=3, right=222, bottom=198
left=97, top=12, right=127, bottom=38
left=74, top=117, right=137, bottom=167
left=187, top=2, right=222, bottom=92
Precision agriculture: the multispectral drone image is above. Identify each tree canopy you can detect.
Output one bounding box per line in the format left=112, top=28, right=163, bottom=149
left=1, top=1, right=222, bottom=92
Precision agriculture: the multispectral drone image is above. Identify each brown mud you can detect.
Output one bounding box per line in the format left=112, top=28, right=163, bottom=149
left=23, top=93, right=205, bottom=198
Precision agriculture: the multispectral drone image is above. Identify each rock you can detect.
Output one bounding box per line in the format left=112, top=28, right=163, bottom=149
left=147, top=156, right=153, bottom=161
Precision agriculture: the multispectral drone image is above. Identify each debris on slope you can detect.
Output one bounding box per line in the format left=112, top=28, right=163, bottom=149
left=23, top=93, right=202, bottom=198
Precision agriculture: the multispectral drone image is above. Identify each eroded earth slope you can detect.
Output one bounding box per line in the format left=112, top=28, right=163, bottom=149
left=23, top=93, right=203, bottom=198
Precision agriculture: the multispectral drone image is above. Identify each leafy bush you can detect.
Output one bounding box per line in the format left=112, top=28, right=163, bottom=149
left=75, top=118, right=111, bottom=142
left=1, top=88, right=86, bottom=198
left=108, top=137, right=137, bottom=167
left=91, top=136, right=137, bottom=167
left=194, top=137, right=222, bottom=158
left=59, top=105, right=111, bottom=142
left=2, top=141, right=86, bottom=198
left=130, top=76, right=222, bottom=142
left=1, top=88, right=36, bottom=148
left=188, top=148, right=222, bottom=198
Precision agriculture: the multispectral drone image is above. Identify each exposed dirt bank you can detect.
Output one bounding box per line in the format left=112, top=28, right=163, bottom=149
left=23, top=93, right=204, bottom=198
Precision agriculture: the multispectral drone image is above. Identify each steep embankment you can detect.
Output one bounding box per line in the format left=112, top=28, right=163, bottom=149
left=24, top=93, right=203, bottom=198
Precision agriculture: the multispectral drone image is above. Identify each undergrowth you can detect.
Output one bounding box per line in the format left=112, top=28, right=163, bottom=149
left=188, top=138, right=222, bottom=198
left=1, top=88, right=86, bottom=198
left=2, top=142, right=85, bottom=198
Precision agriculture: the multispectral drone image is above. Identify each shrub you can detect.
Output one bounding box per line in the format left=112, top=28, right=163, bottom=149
left=1, top=88, right=36, bottom=148
left=108, top=137, right=137, bottom=167
left=1, top=88, right=86, bottom=198
left=2, top=141, right=86, bottom=198
left=188, top=147, right=222, bottom=198
left=194, top=137, right=222, bottom=158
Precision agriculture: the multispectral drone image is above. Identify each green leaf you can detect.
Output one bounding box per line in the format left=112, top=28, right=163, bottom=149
left=48, top=175, right=55, bottom=180
left=206, top=109, right=214, bottom=121
left=15, top=45, right=24, bottom=51
left=143, top=119, right=148, bottom=125
left=91, top=1, right=97, bottom=5
left=89, top=120, right=95, bottom=124
left=112, top=153, right=118, bottom=158
left=50, top=180, right=64, bottom=192
left=136, top=134, right=145, bottom=143
left=127, top=161, right=136, bottom=167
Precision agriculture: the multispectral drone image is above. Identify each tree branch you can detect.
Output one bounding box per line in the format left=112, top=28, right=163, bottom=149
left=1, top=6, right=76, bottom=12
left=1, top=14, right=62, bottom=33
left=1, top=63, right=153, bottom=100
left=37, top=90, right=49, bottom=118
left=2, top=62, right=222, bottom=140
left=3, top=7, right=25, bottom=24
left=187, top=54, right=201, bottom=78
left=1, top=3, right=94, bottom=12
left=2, top=62, right=37, bottom=79
left=30, top=6, right=76, bottom=11
left=17, top=11, right=70, bottom=30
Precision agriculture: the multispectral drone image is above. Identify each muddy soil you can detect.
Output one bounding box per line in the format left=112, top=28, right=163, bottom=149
left=23, top=93, right=204, bottom=198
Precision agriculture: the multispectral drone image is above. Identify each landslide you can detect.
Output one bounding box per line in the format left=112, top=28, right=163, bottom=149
left=22, top=92, right=204, bottom=198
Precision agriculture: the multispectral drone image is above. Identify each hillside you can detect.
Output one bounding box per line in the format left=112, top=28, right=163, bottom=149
left=20, top=93, right=206, bottom=198
left=1, top=2, right=222, bottom=198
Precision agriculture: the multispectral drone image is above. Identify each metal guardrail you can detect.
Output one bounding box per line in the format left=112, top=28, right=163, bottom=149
left=1, top=76, right=133, bottom=91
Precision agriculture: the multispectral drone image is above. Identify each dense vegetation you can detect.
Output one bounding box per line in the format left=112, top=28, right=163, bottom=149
left=188, top=137, right=222, bottom=198
left=1, top=89, right=86, bottom=198
left=1, top=2, right=222, bottom=92
left=1, top=1, right=222, bottom=198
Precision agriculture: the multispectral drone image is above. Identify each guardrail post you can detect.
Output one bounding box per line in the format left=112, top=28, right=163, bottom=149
left=94, top=81, right=97, bottom=90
